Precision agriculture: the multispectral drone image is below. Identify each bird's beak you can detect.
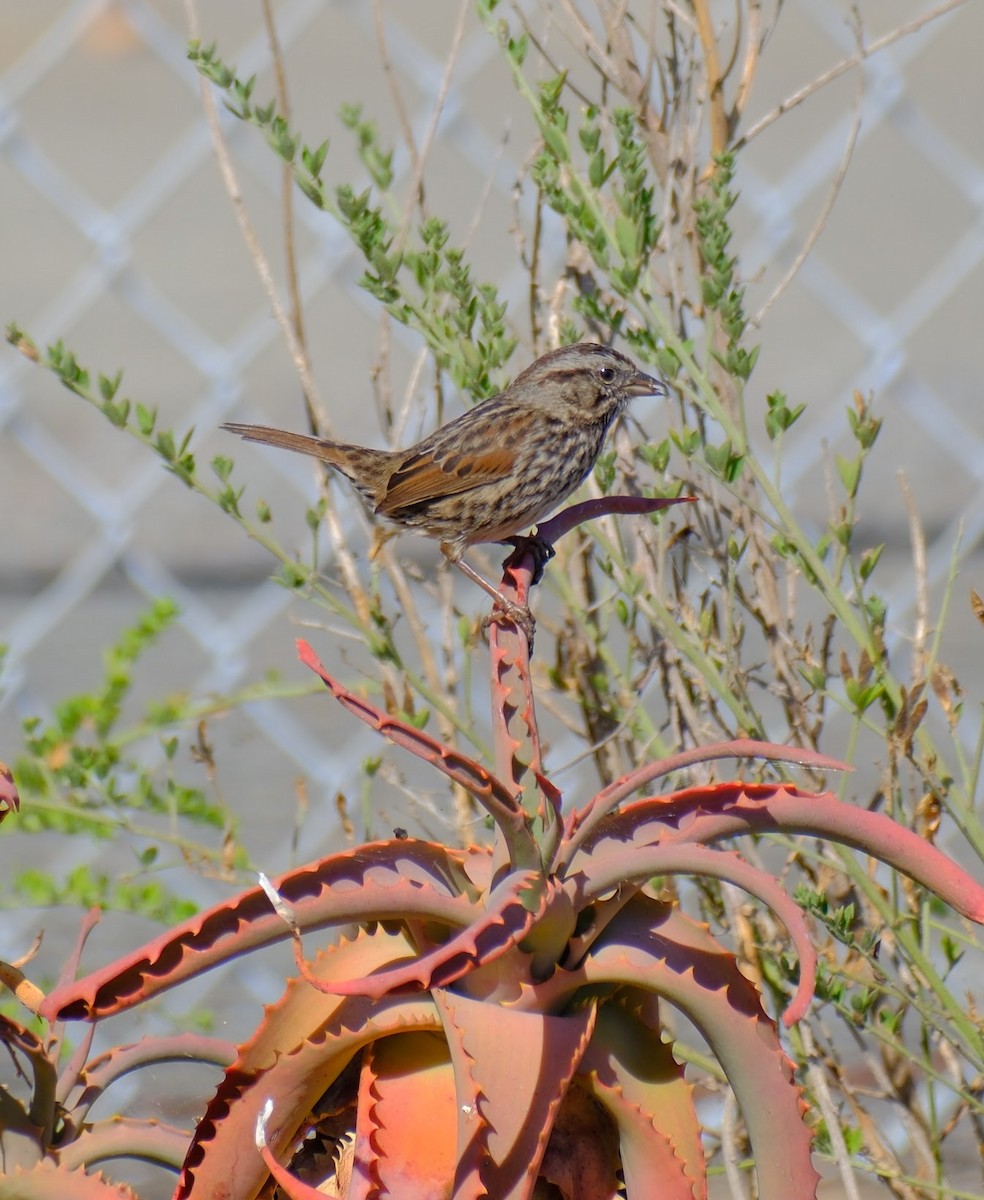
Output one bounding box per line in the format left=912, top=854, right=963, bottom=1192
left=627, top=369, right=667, bottom=399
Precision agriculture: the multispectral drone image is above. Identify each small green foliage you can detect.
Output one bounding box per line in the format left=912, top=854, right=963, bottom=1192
left=703, top=438, right=745, bottom=482
left=213, top=456, right=243, bottom=515
left=136, top=402, right=157, bottom=435
left=6, top=600, right=241, bottom=916
left=212, top=455, right=233, bottom=482
left=727, top=534, right=747, bottom=562
left=940, top=934, right=963, bottom=969
left=671, top=427, right=701, bottom=459
left=99, top=370, right=122, bottom=401
left=340, top=103, right=394, bottom=189
left=845, top=677, right=885, bottom=713
left=850, top=986, right=880, bottom=1020
left=400, top=708, right=430, bottom=732
left=859, top=544, right=883, bottom=581
left=835, top=453, right=861, bottom=498
left=694, top=155, right=762, bottom=387
left=847, top=394, right=882, bottom=450
left=764, top=390, right=805, bottom=440
left=306, top=497, right=328, bottom=532
left=277, top=560, right=312, bottom=589
left=877, top=1006, right=903, bottom=1035
left=187, top=40, right=235, bottom=89
left=188, top=41, right=330, bottom=209
left=593, top=449, right=617, bottom=492
left=637, top=440, right=670, bottom=473
left=814, top=1119, right=865, bottom=1157
left=12, top=865, right=199, bottom=924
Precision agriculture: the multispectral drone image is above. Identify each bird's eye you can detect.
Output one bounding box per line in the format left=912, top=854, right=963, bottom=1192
left=599, top=366, right=617, bottom=383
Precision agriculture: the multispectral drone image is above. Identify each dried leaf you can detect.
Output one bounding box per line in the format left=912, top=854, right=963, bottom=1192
left=915, top=792, right=942, bottom=843
left=930, top=663, right=962, bottom=729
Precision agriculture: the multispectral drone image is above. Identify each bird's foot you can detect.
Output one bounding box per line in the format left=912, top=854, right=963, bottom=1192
left=481, top=597, right=536, bottom=653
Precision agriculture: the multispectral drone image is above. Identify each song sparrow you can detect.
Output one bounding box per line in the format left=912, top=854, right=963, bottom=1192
left=223, top=343, right=664, bottom=634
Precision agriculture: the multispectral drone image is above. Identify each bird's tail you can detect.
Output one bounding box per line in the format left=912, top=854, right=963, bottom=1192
left=222, top=422, right=341, bottom=461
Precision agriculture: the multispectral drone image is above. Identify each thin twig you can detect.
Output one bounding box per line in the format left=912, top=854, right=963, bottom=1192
left=183, top=0, right=374, bottom=627
left=732, top=0, right=763, bottom=126
left=372, top=0, right=423, bottom=205
left=528, top=177, right=543, bottom=349
left=720, top=1090, right=747, bottom=1199
left=899, top=470, right=929, bottom=684
left=719, top=0, right=743, bottom=85
left=507, top=3, right=595, bottom=109
left=461, top=122, right=511, bottom=253
left=381, top=0, right=469, bottom=259
left=182, top=0, right=325, bottom=422
left=736, top=0, right=968, bottom=148
left=750, top=32, right=863, bottom=329
left=558, top=0, right=621, bottom=81
left=692, top=0, right=729, bottom=158
left=801, top=1024, right=864, bottom=1200
left=260, top=0, right=324, bottom=432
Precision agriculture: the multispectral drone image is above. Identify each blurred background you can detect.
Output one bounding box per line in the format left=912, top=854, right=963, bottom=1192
left=1, top=2, right=982, bottom=1193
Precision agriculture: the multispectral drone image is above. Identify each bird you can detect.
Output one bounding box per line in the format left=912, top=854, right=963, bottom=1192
left=223, top=342, right=664, bottom=637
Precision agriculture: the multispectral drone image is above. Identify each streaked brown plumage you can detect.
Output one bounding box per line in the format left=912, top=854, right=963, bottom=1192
left=223, top=343, right=664, bottom=632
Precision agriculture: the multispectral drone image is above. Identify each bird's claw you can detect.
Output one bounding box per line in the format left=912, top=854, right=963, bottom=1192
left=481, top=600, right=536, bottom=654
left=504, top=533, right=556, bottom=587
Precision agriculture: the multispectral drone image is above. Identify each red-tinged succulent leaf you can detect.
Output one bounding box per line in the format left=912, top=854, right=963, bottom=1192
left=486, top=567, right=563, bottom=856
left=0, top=1091, right=45, bottom=1175
left=611, top=782, right=984, bottom=922
left=254, top=1101, right=326, bottom=1200
left=535, top=897, right=821, bottom=1200
left=304, top=869, right=546, bottom=998
left=570, top=844, right=819, bottom=1025
left=0, top=1161, right=139, bottom=1199
left=0, top=1012, right=57, bottom=1166
left=233, top=926, right=421, bottom=1076
left=177, top=929, right=443, bottom=1200
left=434, top=987, right=597, bottom=1200
left=558, top=740, right=849, bottom=869
left=41, top=840, right=478, bottom=1023
left=297, top=639, right=542, bottom=870
left=536, top=494, right=696, bottom=546
left=63, top=1034, right=236, bottom=1125
left=55, top=1117, right=191, bottom=1172
left=355, top=1032, right=458, bottom=1198
left=578, top=996, right=706, bottom=1200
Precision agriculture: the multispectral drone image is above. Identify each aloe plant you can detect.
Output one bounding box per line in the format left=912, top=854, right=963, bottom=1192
left=7, top=497, right=977, bottom=1200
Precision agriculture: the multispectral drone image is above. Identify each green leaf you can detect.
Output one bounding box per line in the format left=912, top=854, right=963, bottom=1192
left=136, top=403, right=157, bottom=435
left=637, top=440, right=670, bottom=473
left=541, top=122, right=569, bottom=162
left=99, top=371, right=122, bottom=400
left=211, top=455, right=233, bottom=482
left=859, top=544, right=884, bottom=581
left=614, top=214, right=638, bottom=260
left=835, top=453, right=861, bottom=497
left=864, top=594, right=887, bottom=626
left=670, top=428, right=700, bottom=458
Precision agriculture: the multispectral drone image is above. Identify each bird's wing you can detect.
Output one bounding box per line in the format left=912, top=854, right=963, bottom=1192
left=376, top=445, right=515, bottom=515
